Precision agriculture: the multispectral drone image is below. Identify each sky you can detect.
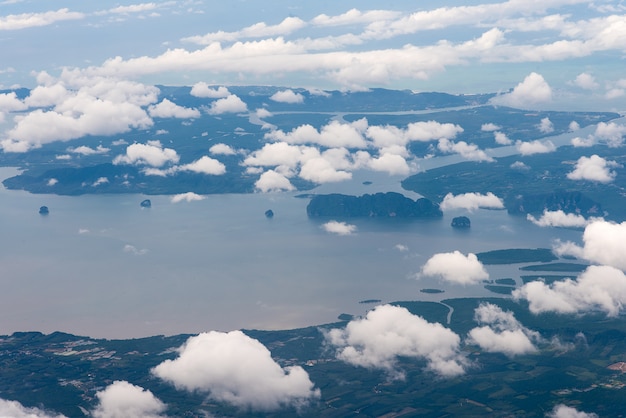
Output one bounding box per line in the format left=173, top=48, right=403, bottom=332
left=1, top=1, right=626, bottom=416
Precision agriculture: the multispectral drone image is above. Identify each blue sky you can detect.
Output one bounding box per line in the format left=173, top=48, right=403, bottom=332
left=1, top=0, right=626, bottom=101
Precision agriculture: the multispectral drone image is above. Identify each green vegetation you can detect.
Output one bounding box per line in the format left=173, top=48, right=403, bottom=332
left=476, top=248, right=557, bottom=265
left=420, top=288, right=445, bottom=294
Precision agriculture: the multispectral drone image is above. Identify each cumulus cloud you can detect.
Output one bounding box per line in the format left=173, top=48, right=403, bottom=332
left=206, top=94, right=248, bottom=114
left=515, top=139, right=556, bottom=156
left=209, top=143, right=237, bottom=155
left=553, top=220, right=626, bottom=271
left=179, top=156, right=226, bottom=175
left=467, top=303, right=540, bottom=356
left=170, top=192, right=205, bottom=203
left=566, top=155, right=620, bottom=183
left=572, top=73, right=599, bottom=90
left=124, top=244, right=148, bottom=256
left=68, top=145, right=110, bottom=155
left=153, top=331, right=319, bottom=410
left=190, top=83, right=230, bottom=98
left=255, top=170, right=295, bottom=192
left=548, top=404, right=598, bottom=418
left=367, top=152, right=411, bottom=175
left=510, top=161, right=529, bottom=170
left=481, top=123, right=501, bottom=132
left=490, top=73, right=552, bottom=109
left=437, top=138, right=493, bottom=162
left=0, top=8, right=84, bottom=31
left=265, top=120, right=367, bottom=148
left=92, top=381, right=166, bottom=418
left=420, top=251, right=489, bottom=285
left=569, top=121, right=580, bottom=131
left=322, top=221, right=357, bottom=235
left=513, top=265, right=626, bottom=317
left=440, top=192, right=504, bottom=212
left=538, top=117, right=554, bottom=134
left=571, top=136, right=595, bottom=147
left=148, top=98, right=200, bottom=118
left=183, top=16, right=306, bottom=44
left=0, top=398, right=65, bottom=418
left=270, top=89, right=305, bottom=104
left=527, top=210, right=599, bottom=228
left=113, top=141, right=179, bottom=167
left=494, top=131, right=512, bottom=145
left=326, top=305, right=466, bottom=378
left=594, top=122, right=626, bottom=147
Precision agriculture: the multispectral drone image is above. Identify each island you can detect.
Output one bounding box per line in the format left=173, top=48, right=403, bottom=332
left=140, top=199, right=151, bottom=208
left=451, top=216, right=470, bottom=228
left=38, top=206, right=49, bottom=215
left=306, top=192, right=442, bottom=218
left=264, top=209, right=274, bottom=218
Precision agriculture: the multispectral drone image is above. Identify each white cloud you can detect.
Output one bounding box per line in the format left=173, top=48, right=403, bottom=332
left=490, top=73, right=552, bottom=109
left=206, top=94, right=248, bottom=115
left=515, top=139, right=556, bottom=156
left=481, top=123, right=501, bottom=132
left=566, top=155, right=620, bottom=183
left=510, top=161, right=529, bottom=170
left=190, top=83, right=230, bottom=98
left=179, top=156, right=226, bottom=175
left=553, top=220, right=626, bottom=271
left=92, top=177, right=109, bottom=187
left=326, top=304, right=465, bottom=379
left=494, top=131, right=512, bottom=145
left=548, top=404, right=598, bottom=418
left=113, top=141, right=179, bottom=167
left=270, top=89, right=305, bottom=104
left=367, top=152, right=410, bottom=175
left=569, top=121, right=580, bottom=131
left=266, top=120, right=367, bottom=148
left=255, top=170, right=295, bottom=192
left=513, top=265, right=626, bottom=317
left=572, top=72, right=599, bottom=90
left=124, top=244, right=148, bottom=256
left=209, top=143, right=237, bottom=155
left=312, top=8, right=401, bottom=27
left=107, top=3, right=159, bottom=15
left=527, top=210, right=599, bottom=228
left=68, top=145, right=110, bottom=155
left=440, top=192, right=504, bottom=212
left=437, top=138, right=493, bottom=162
left=594, top=122, right=626, bottom=147
left=171, top=192, right=205, bottom=203
left=148, top=98, right=200, bottom=118
left=152, top=331, right=319, bottom=410
left=47, top=178, right=58, bottom=186
left=467, top=303, right=539, bottom=356
left=0, top=92, right=27, bottom=111
left=92, top=381, right=166, bottom=418
left=322, top=221, right=357, bottom=235
left=420, top=251, right=489, bottom=285
left=183, top=16, right=307, bottom=44
left=0, top=8, right=84, bottom=31
left=571, top=135, right=595, bottom=147
left=0, top=398, right=65, bottom=417
left=538, top=117, right=554, bottom=134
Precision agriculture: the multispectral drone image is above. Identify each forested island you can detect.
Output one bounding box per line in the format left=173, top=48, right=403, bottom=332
left=306, top=192, right=442, bottom=218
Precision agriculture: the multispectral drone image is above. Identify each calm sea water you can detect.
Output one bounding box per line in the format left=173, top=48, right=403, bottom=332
left=0, top=167, right=583, bottom=338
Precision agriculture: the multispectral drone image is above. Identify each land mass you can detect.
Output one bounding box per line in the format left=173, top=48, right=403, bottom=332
left=306, top=192, right=442, bottom=218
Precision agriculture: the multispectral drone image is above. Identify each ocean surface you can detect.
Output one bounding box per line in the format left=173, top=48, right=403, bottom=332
left=0, top=166, right=584, bottom=339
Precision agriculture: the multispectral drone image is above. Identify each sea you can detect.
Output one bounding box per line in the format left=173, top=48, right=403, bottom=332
left=0, top=164, right=584, bottom=339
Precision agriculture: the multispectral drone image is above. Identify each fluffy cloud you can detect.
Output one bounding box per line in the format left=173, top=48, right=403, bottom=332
left=255, top=170, right=295, bottom=192
left=113, top=141, right=179, bottom=167
left=594, top=122, right=626, bottom=147
left=326, top=305, right=465, bottom=378
left=68, top=145, right=110, bottom=155
left=527, top=210, right=599, bottom=228
left=572, top=72, right=599, bottom=90
left=322, top=221, right=357, bottom=235
left=170, top=192, right=205, bottom=203
left=515, top=139, right=556, bottom=155
left=0, top=8, right=84, bottom=31
left=437, top=138, right=493, bottom=162
left=548, top=404, right=598, bottom=418
left=440, top=192, right=504, bottom=211
left=538, top=117, right=554, bottom=133
left=270, top=89, right=305, bottom=104
left=299, top=157, right=352, bottom=183
left=183, top=16, right=306, bottom=44
left=265, top=120, right=367, bottom=148
left=367, top=152, right=411, bottom=175
left=490, top=73, right=552, bottom=109
left=206, top=94, right=248, bottom=115
left=92, top=381, right=166, bottom=418
left=571, top=136, right=595, bottom=147
left=494, top=131, right=512, bottom=145
left=209, top=143, right=237, bottom=155
left=148, top=98, right=200, bottom=118
left=0, top=398, right=65, bottom=418
left=152, top=331, right=319, bottom=410
left=513, top=265, right=626, bottom=317
left=179, top=156, right=226, bottom=175
left=420, top=251, right=489, bottom=285
left=190, top=83, right=230, bottom=98
left=553, top=220, right=626, bottom=271
left=467, top=303, right=540, bottom=356
left=0, top=92, right=27, bottom=112
left=566, top=155, right=620, bottom=183
left=481, top=123, right=501, bottom=132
